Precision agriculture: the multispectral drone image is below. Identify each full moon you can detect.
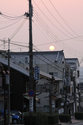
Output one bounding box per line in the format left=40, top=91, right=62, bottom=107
left=49, top=46, right=55, bottom=51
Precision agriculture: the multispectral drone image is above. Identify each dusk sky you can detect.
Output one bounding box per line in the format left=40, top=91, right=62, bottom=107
left=0, top=0, right=83, bottom=65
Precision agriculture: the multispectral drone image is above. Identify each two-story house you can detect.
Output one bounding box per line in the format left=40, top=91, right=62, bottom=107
left=9, top=50, right=65, bottom=114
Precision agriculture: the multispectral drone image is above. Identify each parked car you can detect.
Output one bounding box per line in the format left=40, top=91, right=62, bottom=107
left=11, top=110, right=22, bottom=123
left=0, top=109, right=22, bottom=124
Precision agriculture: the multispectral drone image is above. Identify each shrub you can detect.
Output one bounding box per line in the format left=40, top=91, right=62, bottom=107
left=36, top=112, right=48, bottom=125
left=23, top=112, right=48, bottom=125
left=75, top=112, right=83, bottom=120
left=24, top=114, right=36, bottom=125
left=59, top=114, right=71, bottom=122
left=47, top=114, right=59, bottom=124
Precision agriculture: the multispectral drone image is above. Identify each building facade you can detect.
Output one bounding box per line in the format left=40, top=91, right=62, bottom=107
left=0, top=50, right=80, bottom=115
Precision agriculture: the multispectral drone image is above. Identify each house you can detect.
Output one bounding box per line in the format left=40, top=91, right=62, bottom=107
left=10, top=50, right=80, bottom=114
left=65, top=58, right=80, bottom=113
left=76, top=66, right=83, bottom=110
left=9, top=50, right=65, bottom=114
left=0, top=50, right=64, bottom=114
left=0, top=50, right=80, bottom=115
left=0, top=51, right=30, bottom=112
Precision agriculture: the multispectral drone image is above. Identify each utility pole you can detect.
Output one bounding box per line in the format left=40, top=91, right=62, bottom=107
left=73, top=71, right=76, bottom=112
left=28, top=0, right=34, bottom=113
left=8, top=38, right=10, bottom=125
left=49, top=76, right=53, bottom=115
left=78, top=85, right=80, bottom=112
left=3, top=71, right=6, bottom=125
left=63, top=85, right=67, bottom=114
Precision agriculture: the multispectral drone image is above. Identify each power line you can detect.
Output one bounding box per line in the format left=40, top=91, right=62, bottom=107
left=10, top=40, right=28, bottom=44
left=35, top=35, right=83, bottom=46
left=0, top=38, right=80, bottom=74
left=33, top=0, right=71, bottom=37
left=0, top=18, right=23, bottom=30
left=10, top=42, right=29, bottom=48
left=33, top=45, right=64, bottom=72
left=34, top=11, right=58, bottom=41
left=33, top=1, right=83, bottom=58
left=0, top=39, right=29, bottom=48
left=41, top=0, right=77, bottom=37
left=9, top=19, right=27, bottom=40
left=0, top=38, right=64, bottom=73
left=33, top=10, right=83, bottom=58
left=33, top=50, right=63, bottom=73
left=1, top=12, right=24, bottom=20
left=40, top=0, right=83, bottom=45
left=49, top=0, right=83, bottom=41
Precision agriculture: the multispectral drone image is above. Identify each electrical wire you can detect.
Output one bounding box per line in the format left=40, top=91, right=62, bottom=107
left=0, top=39, right=29, bottom=48
left=0, top=38, right=79, bottom=74
left=0, top=40, right=67, bottom=73
left=41, top=0, right=76, bottom=37
left=10, top=42, right=29, bottom=48
left=49, top=0, right=83, bottom=41
left=34, top=11, right=83, bottom=57
left=35, top=35, right=83, bottom=46
left=34, top=11, right=58, bottom=42
left=33, top=45, right=64, bottom=71
left=1, top=13, right=24, bottom=20
left=33, top=21, right=53, bottom=44
left=10, top=40, right=28, bottom=44
left=0, top=38, right=64, bottom=73
left=40, top=0, right=83, bottom=45
left=33, top=19, right=79, bottom=57
left=33, top=49, right=63, bottom=73
left=0, top=18, right=23, bottom=30
left=34, top=10, right=83, bottom=46
left=33, top=1, right=83, bottom=58
left=9, top=19, right=27, bottom=40
left=33, top=0, right=71, bottom=38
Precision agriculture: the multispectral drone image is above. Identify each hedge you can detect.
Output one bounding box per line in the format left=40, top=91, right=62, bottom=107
left=75, top=112, right=83, bottom=120
left=23, top=112, right=48, bottom=125
left=47, top=114, right=59, bottom=124
left=59, top=114, right=71, bottom=122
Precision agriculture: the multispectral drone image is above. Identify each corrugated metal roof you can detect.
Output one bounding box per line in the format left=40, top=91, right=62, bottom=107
left=10, top=50, right=65, bottom=64
left=40, top=71, right=63, bottom=81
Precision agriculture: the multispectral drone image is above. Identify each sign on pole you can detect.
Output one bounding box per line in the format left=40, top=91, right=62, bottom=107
left=28, top=90, right=35, bottom=113
left=28, top=90, right=35, bottom=97
left=34, top=67, right=40, bottom=80
left=6, top=75, right=9, bottom=84
left=29, top=97, right=33, bottom=112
